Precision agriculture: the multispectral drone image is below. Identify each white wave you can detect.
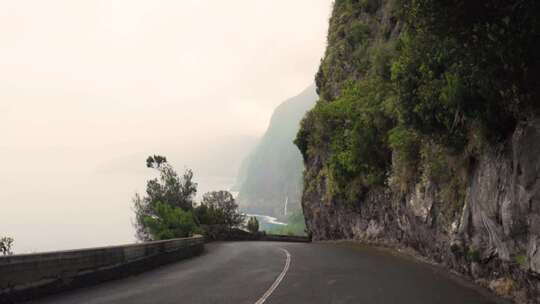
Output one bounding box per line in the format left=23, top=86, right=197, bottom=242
left=247, top=214, right=287, bottom=226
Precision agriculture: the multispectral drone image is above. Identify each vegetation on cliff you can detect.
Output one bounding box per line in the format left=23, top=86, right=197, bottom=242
left=296, top=0, right=540, bottom=213
left=297, top=1, right=540, bottom=300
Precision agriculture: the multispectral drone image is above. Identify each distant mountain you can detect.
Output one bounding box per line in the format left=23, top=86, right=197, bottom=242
left=235, top=84, right=317, bottom=218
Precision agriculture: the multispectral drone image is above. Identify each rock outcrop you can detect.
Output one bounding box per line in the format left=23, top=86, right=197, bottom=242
left=299, top=1, right=540, bottom=302
left=304, top=119, right=540, bottom=302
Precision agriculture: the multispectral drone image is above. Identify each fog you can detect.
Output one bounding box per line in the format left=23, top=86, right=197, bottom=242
left=0, top=0, right=331, bottom=253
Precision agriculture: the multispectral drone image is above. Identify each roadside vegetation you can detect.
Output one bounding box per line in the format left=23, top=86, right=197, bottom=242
left=246, top=217, right=259, bottom=234
left=0, top=236, right=14, bottom=256
left=265, top=210, right=307, bottom=236
left=133, top=155, right=245, bottom=241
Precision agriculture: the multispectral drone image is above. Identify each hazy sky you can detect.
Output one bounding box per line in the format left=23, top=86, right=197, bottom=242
left=0, top=0, right=331, bottom=252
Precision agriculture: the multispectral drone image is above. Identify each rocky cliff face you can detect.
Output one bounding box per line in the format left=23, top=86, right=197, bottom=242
left=300, top=0, right=540, bottom=302
left=304, top=119, right=540, bottom=302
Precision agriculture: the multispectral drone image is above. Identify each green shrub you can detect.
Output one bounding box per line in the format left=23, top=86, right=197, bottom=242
left=467, top=248, right=481, bottom=263
left=266, top=210, right=307, bottom=236
left=347, top=21, right=371, bottom=46
left=393, top=0, right=540, bottom=150
left=360, top=0, right=380, bottom=13
left=194, top=191, right=246, bottom=238
left=0, top=237, right=14, bottom=256
left=515, top=254, right=527, bottom=267
left=299, top=80, right=395, bottom=201
left=143, top=202, right=198, bottom=240
left=198, top=191, right=245, bottom=228
left=133, top=156, right=198, bottom=241
left=247, top=217, right=260, bottom=234
left=388, top=126, right=420, bottom=191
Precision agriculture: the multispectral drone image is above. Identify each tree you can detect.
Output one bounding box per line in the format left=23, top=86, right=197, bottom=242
left=199, top=191, right=245, bottom=229
left=133, top=155, right=198, bottom=241
left=146, top=155, right=168, bottom=169
left=144, top=163, right=197, bottom=211
left=142, top=202, right=198, bottom=240
left=247, top=217, right=259, bottom=234
left=0, top=237, right=14, bottom=256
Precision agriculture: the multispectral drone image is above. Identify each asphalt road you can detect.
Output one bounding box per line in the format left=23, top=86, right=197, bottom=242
left=33, top=242, right=507, bottom=304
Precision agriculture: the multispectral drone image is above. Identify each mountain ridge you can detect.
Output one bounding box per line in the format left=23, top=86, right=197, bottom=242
left=235, top=85, right=317, bottom=218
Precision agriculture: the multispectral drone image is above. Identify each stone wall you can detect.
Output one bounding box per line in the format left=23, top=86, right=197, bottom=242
left=261, top=234, right=310, bottom=243
left=0, top=236, right=204, bottom=303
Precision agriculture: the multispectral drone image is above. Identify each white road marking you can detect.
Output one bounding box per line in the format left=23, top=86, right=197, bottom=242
left=254, top=248, right=291, bottom=304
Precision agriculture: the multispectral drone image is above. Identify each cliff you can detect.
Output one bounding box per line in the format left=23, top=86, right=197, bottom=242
left=297, top=0, right=540, bottom=302
left=236, top=85, right=317, bottom=217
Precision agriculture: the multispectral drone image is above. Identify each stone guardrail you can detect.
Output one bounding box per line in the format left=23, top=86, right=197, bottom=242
left=260, top=234, right=311, bottom=243
left=0, top=236, right=205, bottom=303
left=200, top=226, right=311, bottom=243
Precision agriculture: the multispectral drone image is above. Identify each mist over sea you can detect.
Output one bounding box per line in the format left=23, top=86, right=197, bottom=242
left=0, top=168, right=235, bottom=254
left=0, top=0, right=329, bottom=256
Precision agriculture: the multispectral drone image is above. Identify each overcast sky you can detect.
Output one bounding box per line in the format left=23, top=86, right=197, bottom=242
left=0, top=0, right=332, bottom=252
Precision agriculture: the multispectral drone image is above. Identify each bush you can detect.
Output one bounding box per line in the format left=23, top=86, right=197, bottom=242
left=194, top=191, right=246, bottom=239
left=393, top=0, right=540, bottom=150
left=515, top=254, right=527, bottom=267
left=467, top=248, right=481, bottom=263
left=198, top=191, right=245, bottom=228
left=247, top=217, right=259, bottom=233
left=133, top=155, right=198, bottom=241
left=360, top=0, right=380, bottom=13
left=388, top=126, right=420, bottom=191
left=347, top=21, right=371, bottom=46
left=142, top=202, right=198, bottom=240
left=297, top=80, right=395, bottom=201
left=265, top=210, right=307, bottom=236
left=0, top=237, right=14, bottom=256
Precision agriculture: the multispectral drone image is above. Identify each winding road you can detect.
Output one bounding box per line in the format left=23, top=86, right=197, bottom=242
left=34, top=242, right=507, bottom=304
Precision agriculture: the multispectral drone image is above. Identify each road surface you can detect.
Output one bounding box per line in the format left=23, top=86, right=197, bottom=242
left=34, top=242, right=507, bottom=304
